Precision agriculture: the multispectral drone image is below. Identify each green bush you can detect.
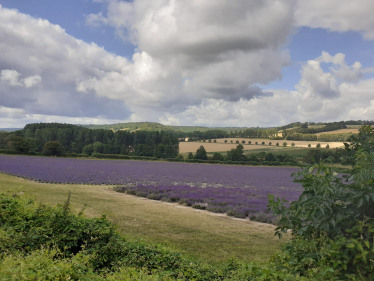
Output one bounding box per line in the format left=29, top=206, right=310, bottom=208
left=0, top=193, right=301, bottom=280
left=269, top=126, right=374, bottom=279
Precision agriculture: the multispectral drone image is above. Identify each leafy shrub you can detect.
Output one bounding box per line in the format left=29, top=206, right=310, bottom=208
left=269, top=126, right=374, bottom=279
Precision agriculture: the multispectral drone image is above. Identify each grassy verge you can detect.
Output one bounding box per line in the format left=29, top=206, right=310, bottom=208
left=0, top=173, right=288, bottom=264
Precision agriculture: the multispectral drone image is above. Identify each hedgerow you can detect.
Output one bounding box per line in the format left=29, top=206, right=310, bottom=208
left=0, top=192, right=305, bottom=280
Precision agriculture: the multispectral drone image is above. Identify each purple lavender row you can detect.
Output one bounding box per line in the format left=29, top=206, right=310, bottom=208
left=115, top=184, right=301, bottom=221
left=0, top=155, right=301, bottom=191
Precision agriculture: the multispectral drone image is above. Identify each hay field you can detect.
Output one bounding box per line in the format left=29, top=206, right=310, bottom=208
left=0, top=173, right=287, bottom=263
left=315, top=128, right=359, bottom=136
left=180, top=138, right=344, bottom=153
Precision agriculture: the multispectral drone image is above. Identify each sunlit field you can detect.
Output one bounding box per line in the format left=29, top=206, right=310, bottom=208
left=314, top=128, right=359, bottom=135
left=179, top=138, right=344, bottom=153
left=0, top=173, right=289, bottom=263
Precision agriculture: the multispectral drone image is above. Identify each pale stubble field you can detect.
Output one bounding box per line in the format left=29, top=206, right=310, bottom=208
left=179, top=138, right=344, bottom=153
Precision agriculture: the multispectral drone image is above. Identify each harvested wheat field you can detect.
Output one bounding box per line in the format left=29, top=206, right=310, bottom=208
left=315, top=128, right=359, bottom=136
left=179, top=138, right=344, bottom=153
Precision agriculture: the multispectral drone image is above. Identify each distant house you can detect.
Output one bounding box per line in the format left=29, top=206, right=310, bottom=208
left=185, top=138, right=189, bottom=142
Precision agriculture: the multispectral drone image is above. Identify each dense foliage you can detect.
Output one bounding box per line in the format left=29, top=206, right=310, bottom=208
left=0, top=192, right=316, bottom=280
left=0, top=123, right=179, bottom=158
left=269, top=125, right=374, bottom=280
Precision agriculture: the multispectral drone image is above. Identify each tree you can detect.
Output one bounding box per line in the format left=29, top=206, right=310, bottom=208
left=43, top=141, right=63, bottom=156
left=11, top=136, right=30, bottom=154
left=213, top=139, right=217, bottom=143
left=187, top=152, right=194, bottom=159
left=208, top=139, right=212, bottom=143
left=269, top=142, right=272, bottom=146
left=224, top=140, right=227, bottom=143
left=291, top=142, right=295, bottom=147
left=226, top=144, right=245, bottom=161
left=235, top=140, right=239, bottom=144
left=248, top=141, right=251, bottom=145
left=82, top=144, right=94, bottom=155
left=241, top=140, right=245, bottom=144
left=326, top=144, right=330, bottom=149
left=195, top=146, right=208, bottom=160
left=316, top=143, right=321, bottom=148
left=230, top=140, right=233, bottom=143
left=261, top=141, right=265, bottom=145
left=212, top=152, right=224, bottom=161
left=276, top=142, right=279, bottom=146
left=255, top=142, right=258, bottom=145
left=282, top=142, right=287, bottom=147
left=308, top=144, right=311, bottom=148
left=264, top=152, right=277, bottom=162
left=93, top=142, right=104, bottom=153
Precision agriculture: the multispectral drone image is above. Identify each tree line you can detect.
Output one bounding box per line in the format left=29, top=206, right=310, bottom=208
left=0, top=123, right=179, bottom=158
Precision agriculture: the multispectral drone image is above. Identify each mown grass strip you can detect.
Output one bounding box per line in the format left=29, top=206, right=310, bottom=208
left=0, top=173, right=288, bottom=264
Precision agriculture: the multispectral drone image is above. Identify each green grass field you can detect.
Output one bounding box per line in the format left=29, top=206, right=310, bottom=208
left=201, top=147, right=312, bottom=158
left=0, top=173, right=289, bottom=264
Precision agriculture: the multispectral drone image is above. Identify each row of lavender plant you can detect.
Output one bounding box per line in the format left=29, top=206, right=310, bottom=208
left=0, top=155, right=302, bottom=223
left=115, top=184, right=301, bottom=223
left=0, top=155, right=301, bottom=188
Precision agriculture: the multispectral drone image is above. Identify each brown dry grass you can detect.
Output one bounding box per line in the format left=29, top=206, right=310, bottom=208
left=180, top=138, right=344, bottom=153
left=0, top=173, right=288, bottom=263
left=315, top=129, right=359, bottom=136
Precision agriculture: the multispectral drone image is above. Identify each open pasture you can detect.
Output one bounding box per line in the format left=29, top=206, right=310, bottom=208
left=0, top=173, right=289, bottom=263
left=180, top=138, right=344, bottom=153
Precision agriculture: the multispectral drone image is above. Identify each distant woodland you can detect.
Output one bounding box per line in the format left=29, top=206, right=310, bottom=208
left=0, top=120, right=372, bottom=159
left=0, top=123, right=179, bottom=158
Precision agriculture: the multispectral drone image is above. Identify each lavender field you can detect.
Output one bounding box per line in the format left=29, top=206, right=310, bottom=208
left=0, top=155, right=302, bottom=220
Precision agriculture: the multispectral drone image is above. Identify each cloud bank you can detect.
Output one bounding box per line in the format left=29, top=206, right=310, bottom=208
left=0, top=1, right=374, bottom=127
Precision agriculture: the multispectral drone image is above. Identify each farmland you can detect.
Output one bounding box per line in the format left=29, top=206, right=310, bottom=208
left=315, top=128, right=359, bottom=135
left=180, top=138, right=344, bottom=153
left=0, top=167, right=292, bottom=263
left=0, top=154, right=301, bottom=221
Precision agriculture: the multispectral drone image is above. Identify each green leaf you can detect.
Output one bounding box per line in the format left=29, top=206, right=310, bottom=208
left=346, top=243, right=355, bottom=248
left=330, top=219, right=336, bottom=228
left=357, top=198, right=363, bottom=208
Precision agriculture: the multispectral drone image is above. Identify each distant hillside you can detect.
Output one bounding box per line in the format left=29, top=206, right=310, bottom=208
left=82, top=122, right=251, bottom=133
left=0, top=128, right=22, bottom=132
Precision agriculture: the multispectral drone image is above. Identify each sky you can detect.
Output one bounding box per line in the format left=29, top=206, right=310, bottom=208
left=0, top=0, right=374, bottom=128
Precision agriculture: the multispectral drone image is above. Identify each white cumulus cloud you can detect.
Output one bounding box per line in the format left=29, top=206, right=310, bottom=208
left=295, top=0, right=374, bottom=40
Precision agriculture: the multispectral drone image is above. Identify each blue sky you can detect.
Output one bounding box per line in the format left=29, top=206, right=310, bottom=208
left=0, top=0, right=373, bottom=127
left=0, top=0, right=134, bottom=57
